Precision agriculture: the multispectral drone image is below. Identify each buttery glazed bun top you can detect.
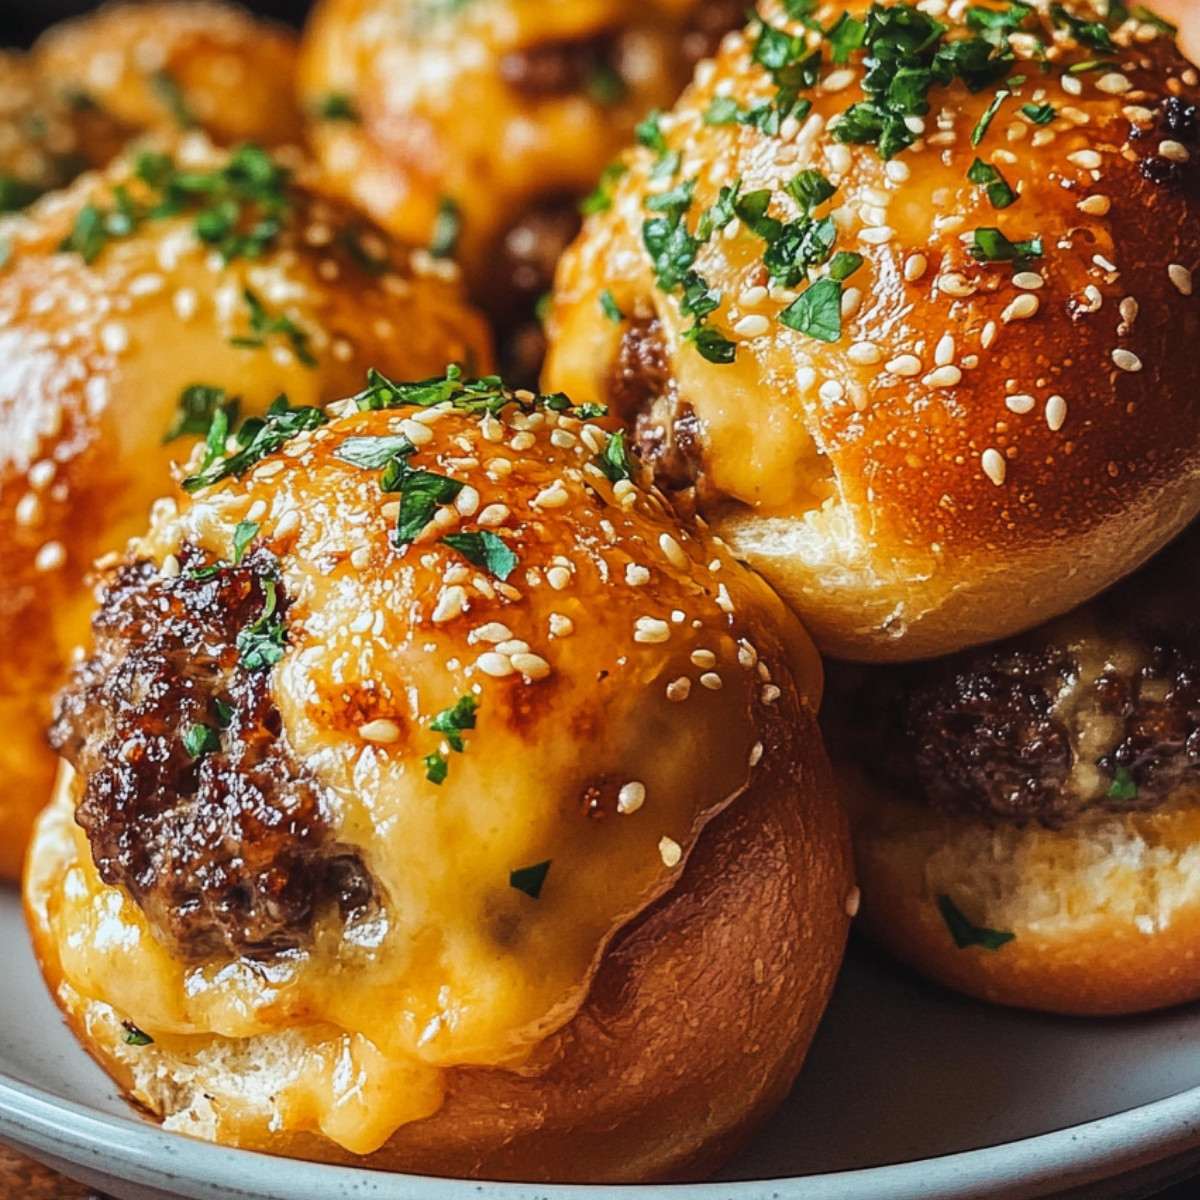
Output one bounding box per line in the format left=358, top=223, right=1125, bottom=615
left=33, top=1, right=303, bottom=150
left=545, top=0, right=1200, bottom=662
left=42, top=370, right=825, bottom=1156
left=297, top=0, right=742, bottom=283
left=0, top=134, right=490, bottom=881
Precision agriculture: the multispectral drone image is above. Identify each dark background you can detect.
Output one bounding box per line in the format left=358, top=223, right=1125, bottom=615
left=0, top=0, right=312, bottom=47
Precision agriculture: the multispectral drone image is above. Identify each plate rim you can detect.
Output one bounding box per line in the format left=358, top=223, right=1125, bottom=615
left=6, top=1064, right=1200, bottom=1200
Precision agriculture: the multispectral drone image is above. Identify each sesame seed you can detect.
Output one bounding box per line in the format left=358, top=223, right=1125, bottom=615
left=938, top=273, right=977, bottom=298
left=666, top=676, right=692, bottom=702
left=477, top=504, right=511, bottom=527
left=1119, top=297, right=1139, bottom=326
left=934, top=333, right=955, bottom=366
left=749, top=742, right=764, bottom=767
left=480, top=414, right=504, bottom=442
left=1112, top=348, right=1143, bottom=372
left=617, top=782, right=646, bottom=814
left=761, top=684, right=782, bottom=704
left=1093, top=254, right=1118, bottom=273
left=1124, top=104, right=1156, bottom=125
left=511, top=652, right=551, bottom=681
left=546, top=566, right=571, bottom=590
left=14, top=493, right=41, bottom=527
left=1006, top=393, right=1036, bottom=414
left=510, top=431, right=537, bottom=452
left=1045, top=395, right=1067, bottom=431
left=432, top=585, right=467, bottom=623
left=400, top=419, right=434, bottom=446
left=359, top=719, right=401, bottom=744
left=1096, top=71, right=1131, bottom=94
left=904, top=253, right=928, bottom=282
left=715, top=583, right=734, bottom=614
left=825, top=143, right=852, bottom=174
left=1160, top=140, right=1191, bottom=162
left=1077, top=194, right=1111, bottom=216
left=35, top=541, right=66, bottom=572
left=923, top=365, right=962, bottom=388
left=1002, top=294, right=1039, bottom=322
left=625, top=560, right=650, bottom=586
left=981, top=321, right=998, bottom=349
left=100, top=322, right=129, bottom=354
left=160, top=554, right=182, bottom=579
left=635, top=616, right=671, bottom=644
left=845, top=887, right=862, bottom=918
left=739, top=285, right=769, bottom=307
left=275, top=509, right=300, bottom=539
left=1061, top=74, right=1083, bottom=96
left=1067, top=149, right=1102, bottom=170
left=580, top=424, right=607, bottom=454
left=691, top=648, right=717, bottom=669
left=28, top=461, right=55, bottom=490
left=548, top=614, right=574, bottom=638
left=858, top=225, right=894, bottom=245
left=737, top=640, right=758, bottom=669
left=533, top=481, right=570, bottom=509
left=886, top=159, right=911, bottom=182
left=1169, top=264, right=1194, bottom=295
left=476, top=652, right=516, bottom=678
left=886, top=354, right=922, bottom=377
left=659, top=837, right=682, bottom=868
left=700, top=672, right=723, bottom=691
left=734, top=313, right=770, bottom=338
left=659, top=533, right=689, bottom=570
left=823, top=67, right=856, bottom=92
left=173, top=288, right=197, bottom=320
left=819, top=380, right=845, bottom=403
left=1081, top=284, right=1104, bottom=312
left=841, top=286, right=863, bottom=317
left=848, top=341, right=883, bottom=365
left=904, top=115, right=925, bottom=134
left=860, top=204, right=889, bottom=228
left=981, top=448, right=1007, bottom=486
left=470, top=623, right=513, bottom=644
left=350, top=546, right=371, bottom=570
left=1012, top=272, right=1045, bottom=290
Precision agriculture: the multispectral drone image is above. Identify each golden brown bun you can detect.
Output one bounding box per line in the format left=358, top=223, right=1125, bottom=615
left=0, top=137, right=490, bottom=881
left=842, top=765, right=1200, bottom=1016
left=33, top=1, right=303, bottom=149
left=26, top=382, right=851, bottom=1180
left=543, top=0, right=1200, bottom=662
left=296, top=0, right=735, bottom=286
left=0, top=51, right=129, bottom=211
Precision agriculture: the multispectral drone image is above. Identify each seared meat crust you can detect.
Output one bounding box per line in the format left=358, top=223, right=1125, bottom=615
left=50, top=545, right=375, bottom=960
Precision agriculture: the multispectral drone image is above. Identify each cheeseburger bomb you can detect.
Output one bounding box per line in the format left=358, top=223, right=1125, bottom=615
left=0, top=136, right=490, bottom=880
left=545, top=0, right=1200, bottom=662
left=26, top=371, right=852, bottom=1182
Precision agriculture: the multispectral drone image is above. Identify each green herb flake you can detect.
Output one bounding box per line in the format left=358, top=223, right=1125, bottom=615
left=334, top=433, right=417, bottom=470
left=214, top=699, right=235, bottom=728
left=59, top=203, right=108, bottom=264
left=236, top=576, right=287, bottom=671
left=599, top=289, right=624, bottom=322
left=430, top=196, right=461, bottom=258
left=509, top=859, right=552, bottom=900
left=390, top=468, right=465, bottom=544
left=971, top=89, right=1010, bottom=147
left=786, top=168, right=837, bottom=213
left=828, top=250, right=864, bottom=281
left=1108, top=765, right=1139, bottom=800
left=1049, top=2, right=1116, bottom=51
left=1021, top=102, right=1056, bottom=125
left=231, top=521, right=260, bottom=565
left=595, top=428, right=633, bottom=482
left=967, top=157, right=1018, bottom=208
left=580, top=161, right=629, bottom=216
left=121, top=1021, right=154, bottom=1047
left=826, top=11, right=867, bottom=62
left=440, top=530, right=519, bottom=581
left=232, top=288, right=317, bottom=368
left=315, top=92, right=360, bottom=122
left=182, top=722, right=221, bottom=761
left=424, top=751, right=448, bottom=784
left=937, top=894, right=1016, bottom=951
left=778, top=277, right=843, bottom=342
left=685, top=324, right=738, bottom=363
left=152, top=71, right=197, bottom=130
left=968, top=226, right=1043, bottom=263
left=164, top=384, right=237, bottom=444
left=635, top=110, right=669, bottom=156
left=703, top=96, right=744, bottom=125
left=430, top=695, right=478, bottom=753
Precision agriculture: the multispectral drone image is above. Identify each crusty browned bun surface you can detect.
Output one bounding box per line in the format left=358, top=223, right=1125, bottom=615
left=32, top=1, right=304, bottom=150
left=544, top=0, right=1200, bottom=663
left=25, top=371, right=852, bottom=1181
left=825, top=523, right=1200, bottom=1015
left=0, top=135, right=490, bottom=881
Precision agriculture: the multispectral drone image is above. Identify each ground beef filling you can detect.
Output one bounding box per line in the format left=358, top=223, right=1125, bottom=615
left=50, top=546, right=376, bottom=960
left=825, top=632, right=1200, bottom=829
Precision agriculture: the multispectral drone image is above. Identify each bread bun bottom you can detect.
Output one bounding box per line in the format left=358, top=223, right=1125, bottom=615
left=843, top=765, right=1200, bottom=1016
left=27, top=736, right=852, bottom=1183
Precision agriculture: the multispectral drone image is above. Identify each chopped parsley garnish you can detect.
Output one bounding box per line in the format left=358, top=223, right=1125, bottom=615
left=430, top=695, right=477, bottom=752
left=314, top=92, right=360, bottom=121
left=704, top=96, right=743, bottom=125
left=389, top=466, right=464, bottom=545
left=214, top=699, right=235, bottom=727
left=430, top=196, right=461, bottom=258
left=231, top=288, right=316, bottom=367
left=164, top=384, right=239, bottom=444
left=0, top=173, right=44, bottom=214
left=183, top=395, right=328, bottom=493
left=595, top=428, right=633, bottom=482
left=581, top=161, right=629, bottom=216
left=121, top=1021, right=154, bottom=1047
left=936, top=895, right=1015, bottom=951
left=59, top=203, right=109, bottom=264
left=829, top=250, right=865, bottom=280
left=236, top=576, right=287, bottom=671
left=968, top=157, right=1017, bottom=208
left=440, top=530, right=518, bottom=580
left=334, top=433, right=417, bottom=470
left=734, top=188, right=784, bottom=243
left=685, top=324, right=738, bottom=363
left=786, top=168, right=837, bottom=213
left=779, top=277, right=843, bottom=342
left=966, top=2, right=1033, bottom=37
left=826, top=12, right=867, bottom=62
left=231, top=521, right=260, bottom=565
left=636, top=109, right=670, bottom=157
left=1108, top=765, right=1139, bottom=800
left=424, top=751, right=448, bottom=784
left=509, top=859, right=552, bottom=899
left=1049, top=2, right=1116, bottom=51
left=182, top=722, right=221, bottom=761
left=971, top=89, right=1009, bottom=147
left=151, top=71, right=196, bottom=130
left=599, top=289, right=623, bottom=322
left=1021, top=102, right=1056, bottom=124
left=968, top=227, right=1043, bottom=263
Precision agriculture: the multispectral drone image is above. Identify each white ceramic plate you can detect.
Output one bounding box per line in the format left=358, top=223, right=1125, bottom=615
left=6, top=880, right=1200, bottom=1200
